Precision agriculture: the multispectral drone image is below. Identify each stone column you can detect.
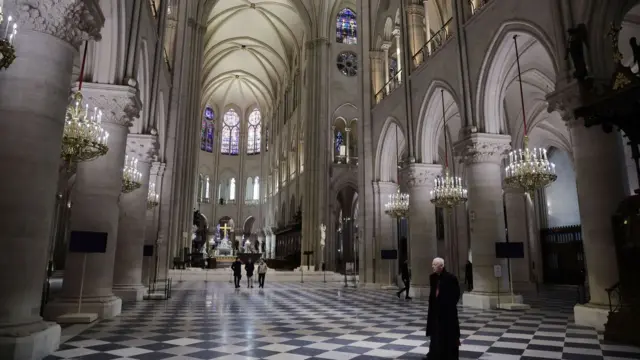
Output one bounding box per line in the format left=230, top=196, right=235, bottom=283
left=142, top=162, right=165, bottom=286
left=112, top=134, right=157, bottom=301
left=45, top=84, right=141, bottom=320
left=301, top=37, right=330, bottom=270
left=424, top=0, right=432, bottom=53
left=345, top=127, right=351, bottom=160
left=393, top=28, right=402, bottom=83
left=457, top=133, right=523, bottom=309
left=270, top=233, right=276, bottom=258
left=374, top=181, right=399, bottom=286
left=567, top=118, right=626, bottom=330
left=503, top=187, right=535, bottom=292
left=0, top=1, right=103, bottom=358
left=407, top=4, right=426, bottom=66
left=370, top=50, right=384, bottom=103
left=401, top=164, right=441, bottom=297
left=382, top=43, right=391, bottom=93
left=257, top=233, right=265, bottom=255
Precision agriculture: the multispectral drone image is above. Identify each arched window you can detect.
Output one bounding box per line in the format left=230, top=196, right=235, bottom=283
left=253, top=177, right=260, bottom=200
left=247, top=109, right=262, bottom=155
left=265, top=126, right=269, bottom=152
left=204, top=176, right=210, bottom=202
left=221, top=109, right=240, bottom=155
left=198, top=174, right=204, bottom=201
left=229, top=178, right=236, bottom=200
left=201, top=107, right=214, bottom=152
left=336, top=8, right=357, bottom=44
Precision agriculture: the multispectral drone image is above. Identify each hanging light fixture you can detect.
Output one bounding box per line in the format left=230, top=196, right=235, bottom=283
left=430, top=90, right=468, bottom=209
left=122, top=155, right=142, bottom=193
left=147, top=182, right=159, bottom=209
left=503, top=35, right=557, bottom=194
left=0, top=6, right=17, bottom=70
left=61, top=41, right=109, bottom=165
left=385, top=125, right=410, bottom=218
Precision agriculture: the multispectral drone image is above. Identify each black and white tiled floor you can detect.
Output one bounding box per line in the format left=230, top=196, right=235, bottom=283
left=45, top=282, right=640, bottom=359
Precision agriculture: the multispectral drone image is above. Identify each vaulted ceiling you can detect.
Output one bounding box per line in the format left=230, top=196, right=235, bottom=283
left=202, top=0, right=309, bottom=113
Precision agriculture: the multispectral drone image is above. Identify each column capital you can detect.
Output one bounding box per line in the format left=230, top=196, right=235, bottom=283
left=392, top=28, right=401, bottom=37
left=12, top=0, right=104, bottom=48
left=81, top=83, right=142, bottom=127
left=406, top=4, right=425, bottom=16
left=455, top=133, right=511, bottom=165
left=150, top=161, right=165, bottom=177
left=127, top=134, right=159, bottom=163
left=381, top=42, right=392, bottom=51
left=400, top=163, right=442, bottom=189
left=546, top=80, right=585, bottom=121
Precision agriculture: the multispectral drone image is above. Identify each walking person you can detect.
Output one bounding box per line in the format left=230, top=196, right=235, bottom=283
left=396, top=260, right=412, bottom=300
left=231, top=257, right=242, bottom=288
left=425, top=257, right=461, bottom=360
left=257, top=259, right=268, bottom=288
left=464, top=260, right=473, bottom=292
left=245, top=258, right=255, bottom=288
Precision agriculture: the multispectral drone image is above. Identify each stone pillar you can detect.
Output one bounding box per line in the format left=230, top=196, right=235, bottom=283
left=401, top=164, right=441, bottom=297
left=393, top=28, right=402, bottom=83
left=0, top=1, right=103, bottom=358
left=424, top=0, right=432, bottom=53
left=370, top=50, right=384, bottom=103
left=345, top=127, right=351, bottom=160
left=382, top=43, right=391, bottom=93
left=503, top=187, right=535, bottom=292
left=112, top=135, right=157, bottom=301
left=301, top=37, right=330, bottom=270
left=374, top=181, right=399, bottom=286
left=567, top=118, right=626, bottom=330
left=457, top=133, right=523, bottom=309
left=257, top=233, right=265, bottom=255
left=407, top=5, right=426, bottom=66
left=270, top=233, right=276, bottom=259
left=45, top=84, right=141, bottom=320
left=142, top=162, right=165, bottom=286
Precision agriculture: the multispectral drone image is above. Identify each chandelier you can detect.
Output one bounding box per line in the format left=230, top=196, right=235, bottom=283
left=122, top=155, right=142, bottom=193
left=147, top=182, right=159, bottom=209
left=384, top=189, right=410, bottom=218
left=61, top=42, right=109, bottom=165
left=430, top=89, right=468, bottom=209
left=503, top=35, right=557, bottom=194
left=0, top=8, right=17, bottom=70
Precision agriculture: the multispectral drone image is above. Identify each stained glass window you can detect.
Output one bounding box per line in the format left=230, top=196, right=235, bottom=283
left=253, top=177, right=260, bottom=200
left=229, top=178, right=236, bottom=200
left=336, top=8, right=357, bottom=44
left=201, top=106, right=214, bottom=152
left=335, top=131, right=344, bottom=152
left=337, top=52, right=358, bottom=77
left=247, top=109, right=262, bottom=155
left=221, top=109, right=240, bottom=155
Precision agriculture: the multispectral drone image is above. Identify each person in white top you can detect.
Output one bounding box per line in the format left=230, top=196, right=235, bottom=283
left=257, top=259, right=268, bottom=288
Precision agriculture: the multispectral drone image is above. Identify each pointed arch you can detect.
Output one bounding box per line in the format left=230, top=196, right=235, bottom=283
left=247, top=108, right=262, bottom=154
left=475, top=21, right=559, bottom=134
left=336, top=8, right=357, bottom=44
left=221, top=108, right=241, bottom=155
left=374, top=117, right=406, bottom=182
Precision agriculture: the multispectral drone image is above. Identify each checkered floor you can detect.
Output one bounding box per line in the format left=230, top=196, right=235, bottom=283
left=44, top=281, right=640, bottom=360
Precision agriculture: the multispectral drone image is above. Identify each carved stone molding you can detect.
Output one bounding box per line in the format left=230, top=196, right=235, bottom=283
left=400, top=163, right=442, bottom=189
left=127, top=134, right=159, bottom=163
left=12, top=0, right=104, bottom=48
left=546, top=81, right=584, bottom=121
left=455, top=133, right=511, bottom=165
left=150, top=161, right=165, bottom=177
left=81, top=83, right=142, bottom=127
left=406, top=4, right=425, bottom=16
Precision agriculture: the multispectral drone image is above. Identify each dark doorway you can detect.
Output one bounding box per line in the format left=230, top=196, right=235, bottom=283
left=540, top=225, right=585, bottom=285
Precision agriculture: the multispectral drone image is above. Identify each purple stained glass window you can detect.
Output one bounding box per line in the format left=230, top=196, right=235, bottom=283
left=336, top=8, right=357, bottom=45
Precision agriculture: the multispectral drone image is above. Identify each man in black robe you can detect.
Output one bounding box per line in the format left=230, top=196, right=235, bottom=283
left=426, top=257, right=461, bottom=360
left=231, top=257, right=242, bottom=288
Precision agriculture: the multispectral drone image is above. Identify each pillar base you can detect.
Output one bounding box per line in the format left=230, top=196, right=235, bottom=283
left=462, top=291, right=524, bottom=309
left=0, top=321, right=61, bottom=360
left=574, top=303, right=610, bottom=331
left=409, top=286, right=430, bottom=299
left=113, top=285, right=146, bottom=302
left=44, top=295, right=122, bottom=321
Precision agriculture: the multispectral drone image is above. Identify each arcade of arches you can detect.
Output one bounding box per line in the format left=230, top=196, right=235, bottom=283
left=1, top=0, right=640, bottom=359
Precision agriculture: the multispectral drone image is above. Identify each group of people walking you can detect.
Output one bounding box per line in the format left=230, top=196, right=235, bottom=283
left=231, top=257, right=268, bottom=288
